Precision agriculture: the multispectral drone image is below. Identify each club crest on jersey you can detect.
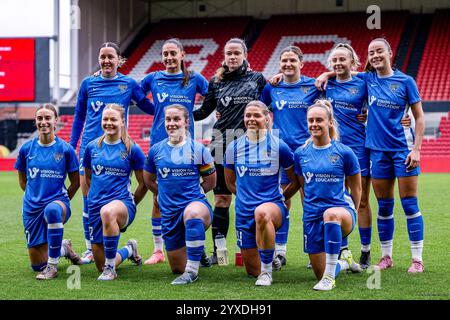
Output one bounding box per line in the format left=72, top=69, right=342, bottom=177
left=329, top=154, right=340, bottom=164
left=349, top=87, right=358, bottom=95
left=390, top=84, right=399, bottom=92
left=91, top=101, right=104, bottom=112
left=368, top=95, right=377, bottom=106
left=93, top=165, right=104, bottom=175
left=303, top=172, right=314, bottom=184
left=275, top=100, right=288, bottom=111
left=237, top=165, right=248, bottom=177
left=118, top=84, right=128, bottom=93
left=220, top=96, right=232, bottom=107
left=157, top=92, right=169, bottom=103
left=54, top=153, right=63, bottom=162
left=158, top=167, right=170, bottom=178
left=28, top=167, right=39, bottom=179
left=120, top=151, right=128, bottom=160
left=301, top=87, right=310, bottom=94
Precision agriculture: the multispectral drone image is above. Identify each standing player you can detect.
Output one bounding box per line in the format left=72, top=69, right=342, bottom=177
left=140, top=38, right=209, bottom=266
left=70, top=42, right=154, bottom=264
left=144, top=104, right=216, bottom=285
left=82, top=104, right=148, bottom=280
left=316, top=38, right=425, bottom=273
left=194, top=38, right=266, bottom=264
left=15, top=104, right=82, bottom=280
left=294, top=99, right=362, bottom=291
left=223, top=101, right=299, bottom=286
left=323, top=43, right=372, bottom=268
left=260, top=46, right=321, bottom=267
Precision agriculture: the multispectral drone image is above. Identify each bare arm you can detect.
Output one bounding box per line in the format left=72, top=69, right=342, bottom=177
left=84, top=167, right=92, bottom=191
left=67, top=171, right=80, bottom=200
left=201, top=171, right=217, bottom=194
left=405, top=101, right=425, bottom=171
left=345, top=173, right=362, bottom=212
left=143, top=171, right=158, bottom=195
left=282, top=166, right=300, bottom=200
left=133, top=169, right=148, bottom=205
left=18, top=171, right=27, bottom=191
left=224, top=167, right=236, bottom=195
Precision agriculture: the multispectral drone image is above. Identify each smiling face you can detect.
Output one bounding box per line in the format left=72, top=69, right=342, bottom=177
left=98, top=47, right=119, bottom=78
left=224, top=42, right=247, bottom=72
left=162, top=42, right=184, bottom=73
left=36, top=108, right=57, bottom=137
left=165, top=107, right=188, bottom=140
left=368, top=40, right=392, bottom=72
left=280, top=51, right=303, bottom=79
left=244, top=105, right=268, bottom=131
left=330, top=48, right=353, bottom=78
left=307, top=106, right=332, bottom=141
left=102, top=108, right=123, bottom=140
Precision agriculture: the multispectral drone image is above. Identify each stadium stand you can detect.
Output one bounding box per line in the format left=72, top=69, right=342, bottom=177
left=247, top=11, right=408, bottom=79
left=416, top=9, right=450, bottom=101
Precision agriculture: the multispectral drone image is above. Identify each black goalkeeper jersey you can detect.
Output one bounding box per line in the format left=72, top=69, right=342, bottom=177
left=193, top=61, right=266, bottom=156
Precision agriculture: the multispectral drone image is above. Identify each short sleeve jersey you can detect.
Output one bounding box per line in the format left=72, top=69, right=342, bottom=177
left=260, top=76, right=322, bottom=151
left=82, top=139, right=145, bottom=214
left=15, top=136, right=79, bottom=215
left=357, top=70, right=421, bottom=151
left=294, top=140, right=360, bottom=221
left=140, top=71, right=208, bottom=145
left=144, top=138, right=215, bottom=217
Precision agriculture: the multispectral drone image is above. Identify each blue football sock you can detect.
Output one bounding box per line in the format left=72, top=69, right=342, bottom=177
left=401, top=197, right=424, bottom=242
left=185, top=218, right=205, bottom=274
left=103, top=235, right=120, bottom=269
left=324, top=221, right=341, bottom=279
left=275, top=213, right=289, bottom=245
left=83, top=196, right=91, bottom=250
left=359, top=227, right=372, bottom=250
left=44, top=202, right=64, bottom=265
left=258, top=248, right=275, bottom=273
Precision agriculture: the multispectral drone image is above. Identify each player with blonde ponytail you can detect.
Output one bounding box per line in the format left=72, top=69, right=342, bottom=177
left=83, top=104, right=148, bottom=281
left=294, top=99, right=363, bottom=291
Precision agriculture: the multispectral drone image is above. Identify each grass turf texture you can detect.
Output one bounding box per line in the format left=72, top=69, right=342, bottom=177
left=1, top=171, right=449, bottom=300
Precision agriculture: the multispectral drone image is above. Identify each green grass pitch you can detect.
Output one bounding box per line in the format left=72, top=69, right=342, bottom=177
left=1, top=172, right=449, bottom=300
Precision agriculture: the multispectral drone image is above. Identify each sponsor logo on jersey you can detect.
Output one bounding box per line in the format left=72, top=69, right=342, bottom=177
left=275, top=100, right=288, bottom=111
left=93, top=165, right=104, bottom=175
left=237, top=165, right=248, bottom=177
left=157, top=92, right=169, bottom=103
left=28, top=167, right=39, bottom=179
left=91, top=101, right=104, bottom=112
left=368, top=95, right=377, bottom=106
left=118, top=84, right=128, bottom=93
left=158, top=167, right=170, bottom=178
left=327, top=97, right=334, bottom=104
left=220, top=96, right=232, bottom=107
left=120, top=151, right=128, bottom=160
left=303, top=171, right=314, bottom=183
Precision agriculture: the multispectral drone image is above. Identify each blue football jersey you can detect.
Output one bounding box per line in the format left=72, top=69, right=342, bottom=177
left=140, top=71, right=209, bottom=145
left=70, top=73, right=154, bottom=151
left=15, top=136, right=79, bottom=215
left=357, top=70, right=421, bottom=151
left=294, top=140, right=360, bottom=222
left=224, top=133, right=294, bottom=230
left=82, top=139, right=146, bottom=214
left=260, top=76, right=322, bottom=151
left=326, top=77, right=368, bottom=148
left=144, top=138, right=215, bottom=217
